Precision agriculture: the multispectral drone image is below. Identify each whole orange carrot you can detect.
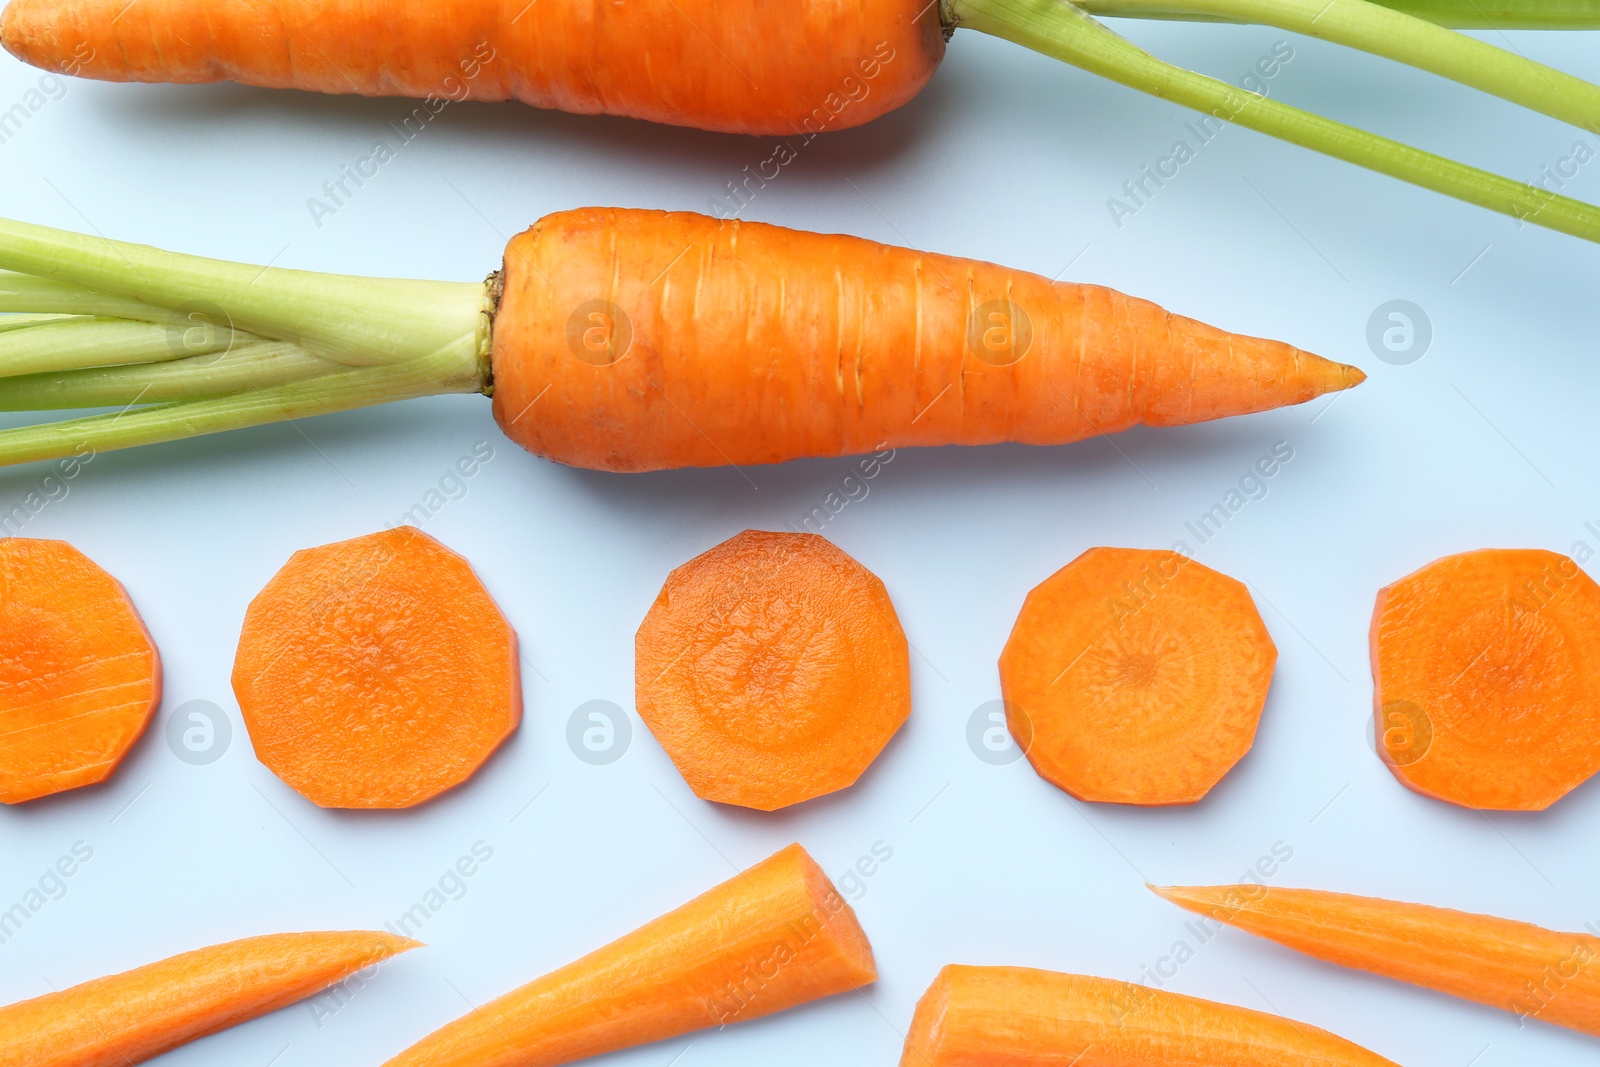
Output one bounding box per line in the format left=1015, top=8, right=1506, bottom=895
left=0, top=209, right=1363, bottom=472
left=1153, top=884, right=1600, bottom=1037
left=900, top=964, right=1401, bottom=1066
left=383, top=843, right=875, bottom=1067
left=0, top=931, right=418, bottom=1067
left=10, top=0, right=1600, bottom=242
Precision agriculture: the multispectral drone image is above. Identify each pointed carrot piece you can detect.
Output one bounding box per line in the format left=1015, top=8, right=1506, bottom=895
left=900, top=964, right=1400, bottom=1066
left=0, top=538, right=161, bottom=804
left=0, top=930, right=418, bottom=1067
left=1152, top=883, right=1600, bottom=1036
left=383, top=843, right=875, bottom=1067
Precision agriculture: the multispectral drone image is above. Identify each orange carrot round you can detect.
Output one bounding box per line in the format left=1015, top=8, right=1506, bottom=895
left=0, top=538, right=160, bottom=804
left=635, top=529, right=910, bottom=811
left=383, top=843, right=875, bottom=1067
left=1152, top=883, right=1600, bottom=1038
left=232, top=526, right=520, bottom=808
left=998, top=547, right=1276, bottom=805
left=900, top=964, right=1400, bottom=1066
left=490, top=209, right=1364, bottom=472
left=0, top=930, right=417, bottom=1067
left=1370, top=547, right=1600, bottom=810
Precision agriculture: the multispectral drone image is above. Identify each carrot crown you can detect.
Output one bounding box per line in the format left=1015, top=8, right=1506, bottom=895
left=0, top=216, right=491, bottom=465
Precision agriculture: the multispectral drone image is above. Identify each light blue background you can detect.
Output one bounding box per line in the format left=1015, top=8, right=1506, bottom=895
left=1, top=17, right=1598, bottom=1067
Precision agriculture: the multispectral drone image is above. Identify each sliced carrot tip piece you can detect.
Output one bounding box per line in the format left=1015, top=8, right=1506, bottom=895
left=0, top=538, right=161, bottom=804
left=635, top=529, right=911, bottom=811
left=900, top=964, right=1399, bottom=1066
left=1371, top=547, right=1600, bottom=810
left=998, top=547, right=1276, bottom=805
left=232, top=526, right=520, bottom=809
left=0, top=930, right=417, bottom=1067
left=383, top=843, right=876, bottom=1067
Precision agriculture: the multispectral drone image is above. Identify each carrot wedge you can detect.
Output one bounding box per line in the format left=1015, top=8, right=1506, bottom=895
left=383, top=843, right=875, bottom=1067
left=1152, top=883, right=1600, bottom=1036
left=900, top=964, right=1399, bottom=1066
left=0, top=930, right=418, bottom=1067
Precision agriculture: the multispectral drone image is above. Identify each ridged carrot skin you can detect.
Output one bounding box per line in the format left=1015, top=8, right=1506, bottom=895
left=1153, top=883, right=1600, bottom=1036
left=383, top=843, right=875, bottom=1067
left=0, top=0, right=944, bottom=135
left=489, top=208, right=1365, bottom=472
left=0, top=931, right=418, bottom=1067
left=900, top=964, right=1400, bottom=1066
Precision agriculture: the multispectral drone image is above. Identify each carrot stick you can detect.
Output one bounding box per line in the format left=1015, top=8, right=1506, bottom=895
left=900, top=964, right=1400, bottom=1066
left=1151, top=884, right=1600, bottom=1037
left=1371, top=548, right=1600, bottom=810
left=998, top=547, right=1276, bottom=805
left=232, top=526, right=520, bottom=808
left=0, top=209, right=1362, bottom=471
left=0, top=538, right=160, bottom=804
left=382, top=843, right=876, bottom=1067
left=635, top=529, right=910, bottom=811
left=9, top=0, right=1600, bottom=239
left=0, top=930, right=418, bottom=1067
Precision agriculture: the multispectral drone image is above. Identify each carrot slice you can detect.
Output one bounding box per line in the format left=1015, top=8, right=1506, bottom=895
left=1371, top=547, right=1600, bottom=810
left=0, top=538, right=160, bottom=804
left=1152, top=883, right=1600, bottom=1036
left=634, top=529, right=910, bottom=810
left=232, top=526, right=519, bottom=808
left=0, top=930, right=417, bottom=1067
left=998, top=547, right=1276, bottom=805
left=382, top=842, right=876, bottom=1067
left=900, top=964, right=1399, bottom=1066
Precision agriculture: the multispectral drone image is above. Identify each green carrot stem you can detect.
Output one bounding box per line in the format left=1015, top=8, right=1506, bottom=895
left=0, top=342, right=481, bottom=467
left=0, top=217, right=488, bottom=367
left=0, top=317, right=239, bottom=379
left=0, top=342, right=343, bottom=409
left=954, top=0, right=1600, bottom=242
left=1077, top=0, right=1600, bottom=133
left=1361, top=0, right=1600, bottom=27
left=0, top=272, right=178, bottom=321
left=1085, top=0, right=1600, bottom=26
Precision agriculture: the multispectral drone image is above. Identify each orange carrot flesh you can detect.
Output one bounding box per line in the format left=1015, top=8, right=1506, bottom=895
left=382, top=843, right=876, bottom=1067
left=489, top=208, right=1364, bottom=473
left=1370, top=548, right=1600, bottom=810
left=900, top=964, right=1400, bottom=1066
left=0, top=538, right=160, bottom=804
left=635, top=529, right=911, bottom=811
left=998, top=547, right=1276, bottom=805
left=1152, top=884, right=1600, bottom=1036
left=0, top=0, right=944, bottom=135
left=231, top=525, right=520, bottom=809
left=0, top=930, right=418, bottom=1067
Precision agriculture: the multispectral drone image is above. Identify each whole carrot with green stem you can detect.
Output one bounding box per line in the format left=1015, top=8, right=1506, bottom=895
left=0, top=207, right=1360, bottom=471
left=9, top=0, right=1600, bottom=242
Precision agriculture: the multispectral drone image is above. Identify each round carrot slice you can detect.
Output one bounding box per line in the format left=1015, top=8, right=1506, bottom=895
left=232, top=526, right=520, bottom=809
left=1371, top=548, right=1600, bottom=811
left=999, top=547, right=1276, bottom=805
left=0, top=538, right=161, bottom=804
left=634, top=529, right=910, bottom=811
